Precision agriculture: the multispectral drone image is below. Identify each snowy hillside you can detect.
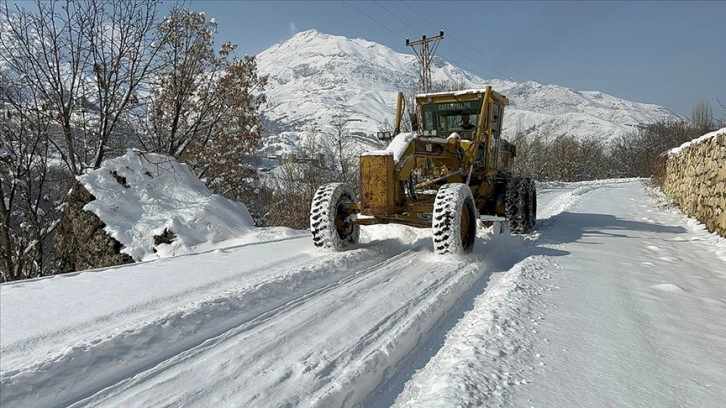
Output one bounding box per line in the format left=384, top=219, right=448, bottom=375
left=2, top=180, right=725, bottom=407
left=256, top=30, right=683, bottom=155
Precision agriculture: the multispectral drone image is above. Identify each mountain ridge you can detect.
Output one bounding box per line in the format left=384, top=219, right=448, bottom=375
left=256, top=29, right=682, bottom=156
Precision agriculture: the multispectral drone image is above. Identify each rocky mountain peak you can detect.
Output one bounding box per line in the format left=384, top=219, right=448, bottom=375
left=255, top=30, right=683, bottom=157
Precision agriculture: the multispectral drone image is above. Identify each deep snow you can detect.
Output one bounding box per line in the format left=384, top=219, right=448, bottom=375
left=2, top=177, right=725, bottom=407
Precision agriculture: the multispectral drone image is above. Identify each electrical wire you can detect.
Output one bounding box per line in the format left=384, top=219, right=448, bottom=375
left=341, top=0, right=408, bottom=40
left=372, top=0, right=420, bottom=35
left=374, top=0, right=509, bottom=80
left=402, top=0, right=537, bottom=82
left=342, top=0, right=539, bottom=85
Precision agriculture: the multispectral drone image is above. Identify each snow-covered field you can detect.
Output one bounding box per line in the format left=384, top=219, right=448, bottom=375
left=2, top=179, right=725, bottom=407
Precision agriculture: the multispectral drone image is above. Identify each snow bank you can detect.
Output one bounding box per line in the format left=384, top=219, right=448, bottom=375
left=79, top=150, right=255, bottom=261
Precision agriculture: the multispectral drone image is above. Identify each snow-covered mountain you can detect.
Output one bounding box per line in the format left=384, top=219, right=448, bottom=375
left=256, top=29, right=682, bottom=155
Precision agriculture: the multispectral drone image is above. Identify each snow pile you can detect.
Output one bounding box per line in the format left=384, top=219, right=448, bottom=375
left=362, top=132, right=416, bottom=163
left=79, top=149, right=255, bottom=261
left=385, top=132, right=417, bottom=163
left=668, top=126, right=726, bottom=155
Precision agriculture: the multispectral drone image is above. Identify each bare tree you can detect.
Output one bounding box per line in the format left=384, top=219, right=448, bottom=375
left=1, top=81, right=68, bottom=281
left=267, top=158, right=328, bottom=230
left=82, top=0, right=164, bottom=168
left=0, top=0, right=164, bottom=176
left=327, top=114, right=359, bottom=188
left=512, top=123, right=609, bottom=182
left=609, top=121, right=702, bottom=179
left=1, top=1, right=90, bottom=175
left=543, top=135, right=581, bottom=181
left=0, top=0, right=162, bottom=280
left=266, top=125, right=334, bottom=229
left=300, top=124, right=322, bottom=159
left=577, top=136, right=608, bottom=180
left=692, top=101, right=714, bottom=135
left=430, top=80, right=468, bottom=92
left=512, top=118, right=545, bottom=179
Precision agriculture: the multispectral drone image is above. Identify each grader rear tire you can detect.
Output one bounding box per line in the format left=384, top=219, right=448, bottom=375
left=506, top=177, right=536, bottom=234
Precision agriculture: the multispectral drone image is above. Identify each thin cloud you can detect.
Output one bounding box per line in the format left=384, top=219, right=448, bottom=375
left=289, top=22, right=298, bottom=36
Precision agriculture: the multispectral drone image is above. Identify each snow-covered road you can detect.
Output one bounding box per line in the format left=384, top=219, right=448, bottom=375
left=2, top=180, right=725, bottom=407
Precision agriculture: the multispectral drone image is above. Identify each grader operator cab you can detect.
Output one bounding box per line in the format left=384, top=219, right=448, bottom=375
left=309, top=86, right=536, bottom=254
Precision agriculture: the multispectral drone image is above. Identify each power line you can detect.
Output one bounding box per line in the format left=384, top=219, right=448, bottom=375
left=343, top=0, right=535, bottom=84
left=371, top=1, right=504, bottom=81
left=400, top=0, right=536, bottom=83
left=399, top=0, right=438, bottom=29
left=372, top=0, right=421, bottom=35
left=369, top=0, right=501, bottom=80
left=341, top=0, right=407, bottom=40
left=445, top=38, right=534, bottom=82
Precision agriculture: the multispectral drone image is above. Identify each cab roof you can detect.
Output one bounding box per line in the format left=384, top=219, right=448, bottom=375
left=416, top=87, right=509, bottom=105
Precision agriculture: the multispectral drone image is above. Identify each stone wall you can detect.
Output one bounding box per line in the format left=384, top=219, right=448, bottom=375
left=662, top=128, right=726, bottom=238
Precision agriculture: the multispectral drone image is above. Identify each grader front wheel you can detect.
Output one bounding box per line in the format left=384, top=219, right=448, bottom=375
left=432, top=183, right=477, bottom=255
left=310, top=183, right=360, bottom=251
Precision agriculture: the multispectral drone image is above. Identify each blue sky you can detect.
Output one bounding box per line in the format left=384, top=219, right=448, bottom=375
left=179, top=1, right=724, bottom=119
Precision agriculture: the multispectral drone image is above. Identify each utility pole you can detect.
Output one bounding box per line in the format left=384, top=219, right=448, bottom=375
left=406, top=30, right=444, bottom=93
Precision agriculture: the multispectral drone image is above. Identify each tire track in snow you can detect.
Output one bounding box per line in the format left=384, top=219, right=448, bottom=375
left=77, top=247, right=436, bottom=407
left=70, top=184, right=595, bottom=407
left=1, top=243, right=417, bottom=408
left=2, top=182, right=618, bottom=408
left=388, top=181, right=624, bottom=407
left=1, top=238, right=311, bottom=358
left=78, top=228, right=542, bottom=407
left=78, top=246, right=497, bottom=408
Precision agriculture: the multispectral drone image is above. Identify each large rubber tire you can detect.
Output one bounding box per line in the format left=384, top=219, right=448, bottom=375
left=432, top=183, right=478, bottom=255
left=310, top=183, right=360, bottom=251
left=506, top=177, right=532, bottom=234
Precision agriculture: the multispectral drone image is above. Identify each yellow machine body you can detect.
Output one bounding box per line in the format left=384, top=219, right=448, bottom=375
left=355, top=86, right=516, bottom=228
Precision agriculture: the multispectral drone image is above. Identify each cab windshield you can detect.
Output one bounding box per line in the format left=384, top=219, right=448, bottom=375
left=421, top=99, right=485, bottom=138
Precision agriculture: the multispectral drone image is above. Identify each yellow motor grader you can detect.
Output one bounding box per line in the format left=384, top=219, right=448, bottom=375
left=309, top=86, right=536, bottom=254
